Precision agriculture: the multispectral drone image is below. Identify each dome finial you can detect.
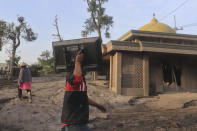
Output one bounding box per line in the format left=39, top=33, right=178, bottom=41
left=153, top=13, right=155, bottom=18
left=151, top=13, right=158, bottom=23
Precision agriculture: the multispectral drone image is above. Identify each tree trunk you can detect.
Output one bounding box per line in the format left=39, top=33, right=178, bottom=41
left=54, top=15, right=63, bottom=41
left=97, top=27, right=102, bottom=40
left=97, top=0, right=102, bottom=40
left=0, top=37, right=2, bottom=51
left=8, top=43, right=16, bottom=80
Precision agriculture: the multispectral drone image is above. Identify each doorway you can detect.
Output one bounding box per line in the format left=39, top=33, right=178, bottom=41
left=162, top=59, right=181, bottom=92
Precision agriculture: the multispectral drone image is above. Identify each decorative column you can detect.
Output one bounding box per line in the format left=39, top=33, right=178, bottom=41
left=109, top=55, right=113, bottom=90
left=143, top=55, right=149, bottom=96
left=115, top=52, right=122, bottom=94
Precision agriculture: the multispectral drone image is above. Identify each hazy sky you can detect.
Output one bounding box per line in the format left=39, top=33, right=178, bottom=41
left=0, top=0, right=197, bottom=64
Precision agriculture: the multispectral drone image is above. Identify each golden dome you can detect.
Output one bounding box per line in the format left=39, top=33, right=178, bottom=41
left=139, top=15, right=176, bottom=33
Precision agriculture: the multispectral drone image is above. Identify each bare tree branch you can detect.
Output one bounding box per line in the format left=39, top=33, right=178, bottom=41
left=53, top=15, right=63, bottom=41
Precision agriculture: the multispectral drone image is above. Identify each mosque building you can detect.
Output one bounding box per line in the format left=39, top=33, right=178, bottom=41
left=103, top=15, right=197, bottom=96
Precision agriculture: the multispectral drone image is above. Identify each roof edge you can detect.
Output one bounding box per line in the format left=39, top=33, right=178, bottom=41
left=116, top=30, right=197, bottom=42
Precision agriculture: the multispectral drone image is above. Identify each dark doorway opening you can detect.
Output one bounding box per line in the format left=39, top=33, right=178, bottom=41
left=162, top=60, right=181, bottom=91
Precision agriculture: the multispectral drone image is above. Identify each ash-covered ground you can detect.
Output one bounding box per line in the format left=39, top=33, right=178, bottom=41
left=1, top=74, right=197, bottom=131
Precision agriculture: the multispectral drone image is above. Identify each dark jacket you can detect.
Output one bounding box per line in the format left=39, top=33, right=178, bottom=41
left=18, top=66, right=32, bottom=84
left=61, top=73, right=89, bottom=125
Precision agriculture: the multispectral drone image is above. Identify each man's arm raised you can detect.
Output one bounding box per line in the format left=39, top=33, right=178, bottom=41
left=73, top=51, right=83, bottom=76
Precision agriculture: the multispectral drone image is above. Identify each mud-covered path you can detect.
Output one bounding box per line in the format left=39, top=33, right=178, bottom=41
left=1, top=74, right=197, bottom=131
left=92, top=105, right=197, bottom=131
left=0, top=74, right=65, bottom=131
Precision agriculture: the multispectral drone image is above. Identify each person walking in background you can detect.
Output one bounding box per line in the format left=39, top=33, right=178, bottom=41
left=18, top=62, right=32, bottom=103
left=61, top=50, right=106, bottom=131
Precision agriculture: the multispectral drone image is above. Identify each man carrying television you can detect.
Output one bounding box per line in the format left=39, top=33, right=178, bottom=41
left=61, top=50, right=106, bottom=131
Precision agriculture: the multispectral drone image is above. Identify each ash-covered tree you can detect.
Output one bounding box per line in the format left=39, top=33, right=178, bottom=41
left=39, top=50, right=50, bottom=61
left=6, top=55, right=21, bottom=67
left=82, top=0, right=113, bottom=40
left=5, top=16, right=37, bottom=79
left=37, top=50, right=54, bottom=74
left=0, top=20, right=7, bottom=51
left=52, top=15, right=63, bottom=41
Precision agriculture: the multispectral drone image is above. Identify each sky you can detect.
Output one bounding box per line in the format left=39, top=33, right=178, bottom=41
left=0, top=0, right=197, bottom=65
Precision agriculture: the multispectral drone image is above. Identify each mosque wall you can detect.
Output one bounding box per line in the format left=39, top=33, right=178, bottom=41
left=181, top=57, right=197, bottom=92
left=121, top=52, right=144, bottom=96
left=149, top=57, right=164, bottom=95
